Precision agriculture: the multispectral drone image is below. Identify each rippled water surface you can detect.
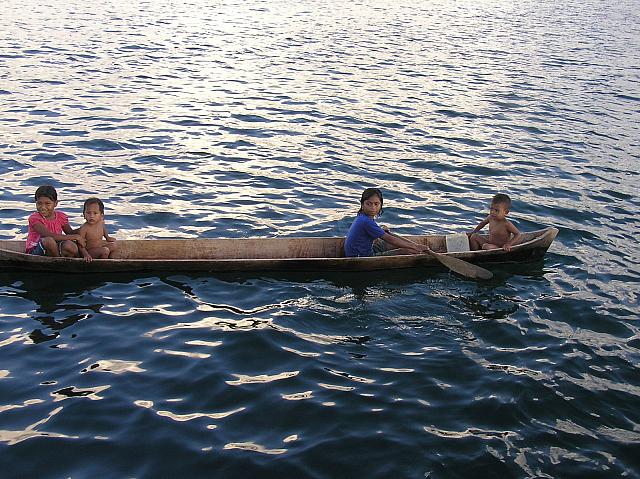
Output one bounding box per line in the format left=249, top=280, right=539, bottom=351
left=1, top=1, right=639, bottom=477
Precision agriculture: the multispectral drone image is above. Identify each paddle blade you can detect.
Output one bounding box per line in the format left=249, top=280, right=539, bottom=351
left=432, top=252, right=493, bottom=280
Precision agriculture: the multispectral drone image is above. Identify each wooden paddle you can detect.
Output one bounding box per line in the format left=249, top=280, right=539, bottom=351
left=387, top=231, right=493, bottom=280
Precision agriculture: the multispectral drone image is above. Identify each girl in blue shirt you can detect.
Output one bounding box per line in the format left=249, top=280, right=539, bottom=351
left=344, top=188, right=429, bottom=257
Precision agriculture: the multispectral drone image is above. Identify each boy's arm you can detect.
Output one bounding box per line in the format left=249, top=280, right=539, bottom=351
left=503, top=221, right=521, bottom=251
left=103, top=226, right=116, bottom=242
left=35, top=223, right=84, bottom=245
left=78, top=243, right=92, bottom=261
left=61, top=223, right=86, bottom=248
left=469, top=217, right=490, bottom=235
left=76, top=227, right=92, bottom=262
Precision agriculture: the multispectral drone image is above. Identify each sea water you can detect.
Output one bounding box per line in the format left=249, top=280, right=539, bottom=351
left=0, top=1, right=638, bottom=477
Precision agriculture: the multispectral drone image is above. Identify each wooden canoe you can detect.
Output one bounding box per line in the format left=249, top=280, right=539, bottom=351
left=0, top=227, right=558, bottom=274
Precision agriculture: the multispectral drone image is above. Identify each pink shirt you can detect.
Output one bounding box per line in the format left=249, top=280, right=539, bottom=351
left=26, top=211, right=70, bottom=253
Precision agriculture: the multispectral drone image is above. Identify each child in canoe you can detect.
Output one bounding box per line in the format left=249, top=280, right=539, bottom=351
left=77, top=197, right=117, bottom=262
left=26, top=185, right=85, bottom=257
left=468, top=193, right=521, bottom=251
left=344, top=188, right=430, bottom=257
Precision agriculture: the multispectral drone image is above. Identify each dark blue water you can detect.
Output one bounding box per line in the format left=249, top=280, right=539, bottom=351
left=1, top=1, right=639, bottom=477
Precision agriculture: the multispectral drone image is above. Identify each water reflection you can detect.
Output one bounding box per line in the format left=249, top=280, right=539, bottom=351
left=226, top=371, right=299, bottom=385
left=0, top=406, right=77, bottom=445
left=0, top=272, right=110, bottom=344
left=281, top=390, right=313, bottom=401
left=223, top=442, right=287, bottom=455
left=80, top=359, right=146, bottom=374
left=0, top=273, right=144, bottom=345
left=0, top=265, right=551, bottom=357
left=155, top=407, right=245, bottom=422
left=0, top=398, right=45, bottom=414
left=51, top=385, right=110, bottom=402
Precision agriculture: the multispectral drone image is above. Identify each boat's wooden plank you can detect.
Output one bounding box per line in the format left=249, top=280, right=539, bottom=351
left=0, top=227, right=558, bottom=273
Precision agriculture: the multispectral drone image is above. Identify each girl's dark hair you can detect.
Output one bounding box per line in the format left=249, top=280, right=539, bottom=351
left=34, top=185, right=57, bottom=202
left=83, top=197, right=105, bottom=215
left=358, top=188, right=384, bottom=215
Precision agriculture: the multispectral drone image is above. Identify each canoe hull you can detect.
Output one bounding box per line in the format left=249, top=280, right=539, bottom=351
left=0, top=227, right=558, bottom=274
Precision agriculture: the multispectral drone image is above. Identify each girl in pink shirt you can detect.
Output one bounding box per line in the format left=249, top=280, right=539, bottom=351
left=26, top=185, right=85, bottom=256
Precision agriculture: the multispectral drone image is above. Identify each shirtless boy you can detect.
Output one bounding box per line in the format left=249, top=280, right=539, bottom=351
left=77, top=197, right=117, bottom=262
left=468, top=193, right=521, bottom=251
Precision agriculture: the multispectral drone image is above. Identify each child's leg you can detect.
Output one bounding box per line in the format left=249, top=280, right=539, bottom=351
left=372, top=238, right=391, bottom=255
left=41, top=237, right=59, bottom=256
left=481, top=243, right=500, bottom=250
left=469, top=233, right=487, bottom=251
left=60, top=240, right=79, bottom=257
left=105, top=241, right=118, bottom=258
left=86, top=246, right=110, bottom=259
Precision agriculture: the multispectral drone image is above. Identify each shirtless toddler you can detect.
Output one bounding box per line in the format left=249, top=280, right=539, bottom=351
left=468, top=193, right=521, bottom=251
left=78, top=197, right=117, bottom=262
